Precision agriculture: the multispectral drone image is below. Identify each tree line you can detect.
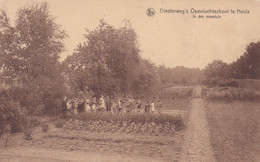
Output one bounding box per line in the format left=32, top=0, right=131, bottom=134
left=204, top=42, right=260, bottom=80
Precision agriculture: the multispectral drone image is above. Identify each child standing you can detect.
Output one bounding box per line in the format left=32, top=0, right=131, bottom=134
left=144, top=101, right=150, bottom=113
left=150, top=101, right=155, bottom=113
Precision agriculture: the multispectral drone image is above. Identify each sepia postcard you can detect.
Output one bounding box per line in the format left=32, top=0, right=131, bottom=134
left=0, top=0, right=260, bottom=161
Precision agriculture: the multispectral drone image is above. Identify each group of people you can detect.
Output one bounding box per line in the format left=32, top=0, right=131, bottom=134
left=63, top=93, right=163, bottom=115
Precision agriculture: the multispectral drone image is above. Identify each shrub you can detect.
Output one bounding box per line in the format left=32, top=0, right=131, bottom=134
left=71, top=112, right=185, bottom=131
left=0, top=89, right=26, bottom=135
left=24, top=128, right=33, bottom=140
left=203, top=78, right=239, bottom=88
left=158, top=87, right=193, bottom=99
left=205, top=87, right=260, bottom=101
left=41, top=123, right=49, bottom=133
left=54, top=119, right=66, bottom=128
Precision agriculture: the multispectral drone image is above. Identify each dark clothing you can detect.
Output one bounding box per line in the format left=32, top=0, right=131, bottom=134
left=61, top=100, right=67, bottom=115
left=77, top=102, right=85, bottom=113
left=145, top=104, right=150, bottom=112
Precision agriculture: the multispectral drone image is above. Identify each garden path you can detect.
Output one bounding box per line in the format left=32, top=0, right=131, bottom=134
left=180, top=95, right=216, bottom=161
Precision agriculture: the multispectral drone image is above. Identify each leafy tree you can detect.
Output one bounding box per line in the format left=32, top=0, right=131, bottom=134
left=133, top=59, right=161, bottom=96
left=204, top=60, right=229, bottom=79
left=0, top=3, right=67, bottom=114
left=0, top=89, right=26, bottom=134
left=231, top=41, right=260, bottom=79
left=63, top=19, right=140, bottom=97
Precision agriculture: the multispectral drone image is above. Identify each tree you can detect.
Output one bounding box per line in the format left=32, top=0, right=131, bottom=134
left=0, top=3, right=67, bottom=114
left=231, top=41, right=260, bottom=79
left=133, top=59, right=161, bottom=96
left=63, top=19, right=140, bottom=97
left=204, top=60, right=229, bottom=79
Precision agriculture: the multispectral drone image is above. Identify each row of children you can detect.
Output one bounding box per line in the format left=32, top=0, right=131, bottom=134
left=64, top=94, right=163, bottom=115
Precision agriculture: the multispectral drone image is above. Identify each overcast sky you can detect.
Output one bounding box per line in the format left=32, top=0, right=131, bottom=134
left=1, top=0, right=260, bottom=69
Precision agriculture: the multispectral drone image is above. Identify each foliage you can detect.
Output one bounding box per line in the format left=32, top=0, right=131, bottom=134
left=0, top=3, right=67, bottom=115
left=157, top=87, right=193, bottom=99
left=204, top=87, right=260, bottom=101
left=202, top=77, right=239, bottom=87
left=54, top=119, right=66, bottom=128
left=68, top=112, right=185, bottom=131
left=64, top=118, right=179, bottom=134
left=158, top=65, right=203, bottom=86
left=63, top=19, right=140, bottom=97
left=204, top=60, right=230, bottom=79
left=231, top=41, right=260, bottom=79
left=41, top=123, right=49, bottom=133
left=133, top=59, right=161, bottom=96
left=0, top=89, right=26, bottom=135
left=63, top=19, right=203, bottom=98
left=24, top=128, right=33, bottom=140
left=236, top=79, right=260, bottom=90
left=203, top=41, right=260, bottom=80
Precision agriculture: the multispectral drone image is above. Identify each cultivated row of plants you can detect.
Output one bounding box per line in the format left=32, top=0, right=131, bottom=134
left=157, top=87, right=193, bottom=99
left=204, top=87, right=260, bottom=101
left=63, top=112, right=185, bottom=133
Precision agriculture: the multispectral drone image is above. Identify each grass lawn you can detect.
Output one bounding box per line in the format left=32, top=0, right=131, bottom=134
left=205, top=100, right=260, bottom=162
left=160, top=99, right=192, bottom=111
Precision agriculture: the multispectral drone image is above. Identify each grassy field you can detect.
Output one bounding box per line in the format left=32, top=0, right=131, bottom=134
left=205, top=100, right=260, bottom=162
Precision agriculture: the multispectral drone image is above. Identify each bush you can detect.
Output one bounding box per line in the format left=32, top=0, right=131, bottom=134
left=0, top=89, right=26, bottom=135
left=158, top=87, right=193, bottom=99
left=41, top=123, right=49, bottom=133
left=70, top=112, right=185, bottom=131
left=203, top=78, right=239, bottom=88
left=54, top=119, right=66, bottom=128
left=205, top=87, right=260, bottom=101
left=24, top=128, right=33, bottom=140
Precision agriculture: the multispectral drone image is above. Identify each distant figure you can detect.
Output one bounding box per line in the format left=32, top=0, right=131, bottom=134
left=91, top=97, right=97, bottom=112
left=67, top=98, right=77, bottom=115
left=150, top=101, right=155, bottom=113
left=91, top=102, right=96, bottom=112
left=144, top=101, right=150, bottom=113
left=84, top=101, right=91, bottom=112
left=118, top=98, right=122, bottom=113
left=77, top=97, right=85, bottom=113
left=157, top=100, right=162, bottom=113
left=98, top=95, right=106, bottom=112
left=111, top=99, right=117, bottom=113
left=125, top=96, right=134, bottom=113
left=136, top=99, right=142, bottom=113
left=61, top=97, right=67, bottom=116
left=72, top=99, right=78, bottom=115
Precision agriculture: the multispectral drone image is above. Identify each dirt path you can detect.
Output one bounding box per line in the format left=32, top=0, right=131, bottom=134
left=180, top=98, right=216, bottom=162
left=0, top=146, right=160, bottom=162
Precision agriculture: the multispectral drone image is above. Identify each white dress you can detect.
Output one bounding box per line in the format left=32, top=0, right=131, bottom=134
left=99, top=96, right=106, bottom=110
left=85, top=103, right=91, bottom=112
left=151, top=102, right=155, bottom=113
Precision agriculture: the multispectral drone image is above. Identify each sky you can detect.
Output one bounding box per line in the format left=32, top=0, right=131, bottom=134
left=1, top=0, right=260, bottom=69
